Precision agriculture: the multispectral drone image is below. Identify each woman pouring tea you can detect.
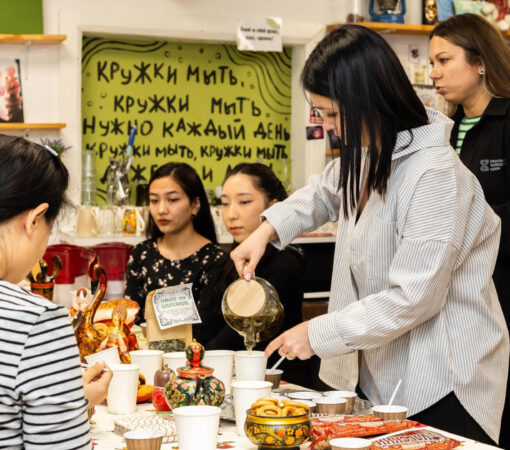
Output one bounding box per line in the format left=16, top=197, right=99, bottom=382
left=231, top=25, right=509, bottom=445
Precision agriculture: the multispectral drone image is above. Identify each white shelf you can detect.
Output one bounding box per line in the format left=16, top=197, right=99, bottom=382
left=58, top=232, right=145, bottom=247
left=59, top=233, right=336, bottom=247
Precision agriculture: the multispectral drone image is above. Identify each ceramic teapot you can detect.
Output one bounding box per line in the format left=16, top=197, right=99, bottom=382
left=221, top=277, right=284, bottom=351
left=164, top=340, right=225, bottom=410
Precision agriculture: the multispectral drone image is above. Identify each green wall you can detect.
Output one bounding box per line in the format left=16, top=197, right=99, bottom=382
left=81, top=37, right=292, bottom=204
left=0, top=0, right=43, bottom=34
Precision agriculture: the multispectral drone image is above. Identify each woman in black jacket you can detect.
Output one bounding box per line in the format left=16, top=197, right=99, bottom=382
left=430, top=14, right=510, bottom=448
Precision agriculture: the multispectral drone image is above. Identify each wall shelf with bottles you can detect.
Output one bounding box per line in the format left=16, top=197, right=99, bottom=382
left=326, top=22, right=510, bottom=38
left=0, top=34, right=67, bottom=45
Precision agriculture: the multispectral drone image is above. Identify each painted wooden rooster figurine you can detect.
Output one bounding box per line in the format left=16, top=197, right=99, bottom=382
left=73, top=254, right=108, bottom=361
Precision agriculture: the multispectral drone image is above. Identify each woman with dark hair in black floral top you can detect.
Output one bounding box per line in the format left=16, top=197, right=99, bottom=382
left=125, top=162, right=227, bottom=344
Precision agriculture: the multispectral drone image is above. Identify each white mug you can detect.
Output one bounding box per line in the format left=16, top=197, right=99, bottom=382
left=76, top=206, right=100, bottom=237
left=107, top=364, right=139, bottom=414
left=203, top=350, right=234, bottom=395
left=173, top=405, right=221, bottom=450
left=120, top=207, right=146, bottom=236
left=129, top=350, right=163, bottom=386
left=231, top=380, right=272, bottom=436
left=234, top=350, right=267, bottom=381
left=98, top=206, right=117, bottom=235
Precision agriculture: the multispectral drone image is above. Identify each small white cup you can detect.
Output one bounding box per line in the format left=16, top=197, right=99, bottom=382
left=372, top=405, right=408, bottom=421
left=107, top=364, right=140, bottom=414
left=287, top=391, right=322, bottom=401
left=265, top=368, right=283, bottom=389
left=173, top=405, right=221, bottom=450
left=234, top=350, right=267, bottom=381
left=85, top=346, right=121, bottom=366
left=124, top=429, right=164, bottom=450
left=231, top=380, right=272, bottom=436
left=202, top=350, right=234, bottom=395
left=324, top=390, right=357, bottom=414
left=129, top=350, right=163, bottom=386
left=330, top=437, right=371, bottom=450
left=314, top=396, right=347, bottom=414
left=163, top=352, right=186, bottom=373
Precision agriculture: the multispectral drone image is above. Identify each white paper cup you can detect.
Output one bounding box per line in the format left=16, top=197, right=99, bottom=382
left=85, top=346, right=121, bottom=366
left=202, top=350, right=234, bottom=395
left=330, top=437, right=371, bottom=450
left=287, top=391, right=322, bottom=401
left=231, top=380, right=272, bottom=436
left=324, top=390, right=357, bottom=414
left=234, top=351, right=267, bottom=381
left=314, top=396, right=347, bottom=414
left=162, top=352, right=186, bottom=373
left=129, top=350, right=163, bottom=385
left=372, top=405, right=408, bottom=421
left=124, top=429, right=164, bottom=450
left=107, top=364, right=140, bottom=414
left=173, top=405, right=221, bottom=450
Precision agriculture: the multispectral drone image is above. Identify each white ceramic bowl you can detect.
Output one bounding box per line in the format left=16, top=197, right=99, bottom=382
left=287, top=391, right=322, bottom=401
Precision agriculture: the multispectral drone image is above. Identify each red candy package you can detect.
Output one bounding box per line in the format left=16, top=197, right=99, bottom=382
left=309, top=415, right=419, bottom=449
left=370, top=429, right=461, bottom=449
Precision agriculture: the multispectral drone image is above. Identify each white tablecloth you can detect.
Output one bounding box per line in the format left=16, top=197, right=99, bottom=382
left=89, top=401, right=499, bottom=450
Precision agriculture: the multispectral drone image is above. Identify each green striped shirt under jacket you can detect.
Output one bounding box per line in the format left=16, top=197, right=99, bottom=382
left=456, top=115, right=481, bottom=154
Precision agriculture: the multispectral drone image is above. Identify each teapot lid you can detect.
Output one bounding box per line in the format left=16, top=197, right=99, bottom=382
left=225, top=278, right=265, bottom=317
left=177, top=339, right=214, bottom=378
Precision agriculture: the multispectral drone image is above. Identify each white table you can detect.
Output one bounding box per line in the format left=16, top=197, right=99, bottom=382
left=89, top=402, right=499, bottom=450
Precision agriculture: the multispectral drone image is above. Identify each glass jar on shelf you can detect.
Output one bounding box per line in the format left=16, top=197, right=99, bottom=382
left=347, top=0, right=366, bottom=22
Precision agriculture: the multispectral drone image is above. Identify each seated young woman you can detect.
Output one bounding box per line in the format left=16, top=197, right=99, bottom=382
left=124, top=162, right=226, bottom=343
left=209, top=163, right=310, bottom=386
left=0, top=135, right=111, bottom=449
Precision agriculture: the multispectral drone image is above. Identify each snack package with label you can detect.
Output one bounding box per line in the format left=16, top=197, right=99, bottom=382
left=309, top=415, right=418, bottom=449
left=370, top=429, right=461, bottom=449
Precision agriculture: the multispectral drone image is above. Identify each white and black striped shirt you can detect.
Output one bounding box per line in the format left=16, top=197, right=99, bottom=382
left=0, top=280, right=91, bottom=449
left=264, top=109, right=509, bottom=442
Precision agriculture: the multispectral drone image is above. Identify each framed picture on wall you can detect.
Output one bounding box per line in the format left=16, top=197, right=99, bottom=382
left=0, top=59, right=24, bottom=123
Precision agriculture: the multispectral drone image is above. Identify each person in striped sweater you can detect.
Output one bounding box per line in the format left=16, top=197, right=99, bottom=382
left=0, top=135, right=112, bottom=449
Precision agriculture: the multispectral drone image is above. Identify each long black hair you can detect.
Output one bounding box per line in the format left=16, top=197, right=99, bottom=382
left=223, top=163, right=288, bottom=204
left=301, top=24, right=428, bottom=217
left=146, top=162, right=217, bottom=243
left=0, top=134, right=70, bottom=224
